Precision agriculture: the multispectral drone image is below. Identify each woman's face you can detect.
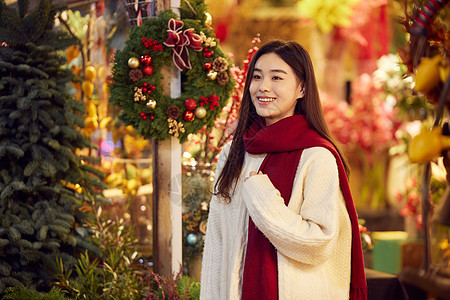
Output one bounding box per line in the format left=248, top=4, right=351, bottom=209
left=249, top=53, right=304, bottom=126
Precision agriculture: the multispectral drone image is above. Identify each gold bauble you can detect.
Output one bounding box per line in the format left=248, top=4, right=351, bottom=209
left=195, top=106, right=207, bottom=119
left=128, top=57, right=140, bottom=69
left=81, top=80, right=94, bottom=99
left=207, top=70, right=217, bottom=80
left=146, top=99, right=157, bottom=109
left=414, top=55, right=441, bottom=93
left=205, top=12, right=212, bottom=27
left=84, top=65, right=96, bottom=82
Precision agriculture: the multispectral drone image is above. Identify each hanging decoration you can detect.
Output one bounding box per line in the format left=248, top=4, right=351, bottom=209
left=163, top=18, right=203, bottom=71
left=296, top=0, right=361, bottom=33
left=109, top=6, right=234, bottom=143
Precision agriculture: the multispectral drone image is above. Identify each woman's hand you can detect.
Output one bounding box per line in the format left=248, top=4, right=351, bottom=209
left=244, top=171, right=263, bottom=182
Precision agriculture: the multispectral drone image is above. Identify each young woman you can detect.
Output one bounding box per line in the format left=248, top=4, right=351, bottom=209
left=200, top=40, right=367, bottom=300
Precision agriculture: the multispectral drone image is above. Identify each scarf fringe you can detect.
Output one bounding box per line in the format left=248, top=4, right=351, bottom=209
left=350, top=287, right=367, bottom=300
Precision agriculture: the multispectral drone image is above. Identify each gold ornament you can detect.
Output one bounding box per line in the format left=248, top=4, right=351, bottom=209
left=84, top=65, right=96, bottom=82
left=414, top=55, right=441, bottom=93
left=134, top=87, right=146, bottom=102
left=195, top=106, right=207, bottom=119
left=82, top=81, right=94, bottom=99
left=199, top=220, right=207, bottom=235
left=146, top=99, right=157, bottom=109
left=168, top=118, right=186, bottom=138
left=128, top=57, right=140, bottom=69
left=205, top=12, right=212, bottom=27
left=200, top=31, right=216, bottom=48
left=409, top=127, right=450, bottom=163
left=207, top=70, right=217, bottom=80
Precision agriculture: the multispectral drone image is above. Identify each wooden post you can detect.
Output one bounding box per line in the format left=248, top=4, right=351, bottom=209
left=152, top=0, right=182, bottom=277
left=152, top=136, right=182, bottom=276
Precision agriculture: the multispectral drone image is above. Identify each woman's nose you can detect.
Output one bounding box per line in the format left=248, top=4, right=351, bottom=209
left=259, top=78, right=271, bottom=92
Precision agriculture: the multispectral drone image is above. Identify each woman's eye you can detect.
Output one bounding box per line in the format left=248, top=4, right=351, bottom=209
left=273, top=76, right=282, bottom=80
left=252, top=74, right=261, bottom=79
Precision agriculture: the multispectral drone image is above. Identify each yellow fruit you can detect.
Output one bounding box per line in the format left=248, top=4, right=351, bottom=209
left=86, top=102, right=97, bottom=116
left=409, top=127, right=450, bottom=163
left=82, top=81, right=94, bottom=99
left=127, top=178, right=139, bottom=191
left=99, top=117, right=112, bottom=129
left=102, top=83, right=110, bottom=99
left=439, top=61, right=450, bottom=83
left=105, top=173, right=119, bottom=183
left=84, top=66, right=96, bottom=82
left=414, top=55, right=442, bottom=93
left=97, top=66, right=107, bottom=81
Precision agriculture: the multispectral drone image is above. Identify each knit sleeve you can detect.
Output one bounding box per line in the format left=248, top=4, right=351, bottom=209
left=240, top=147, right=341, bottom=265
left=200, top=142, right=230, bottom=300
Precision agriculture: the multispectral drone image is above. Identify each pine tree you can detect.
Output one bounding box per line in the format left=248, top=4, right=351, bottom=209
left=0, top=0, right=105, bottom=293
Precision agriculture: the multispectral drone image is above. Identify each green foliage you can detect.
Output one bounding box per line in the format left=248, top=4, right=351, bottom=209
left=56, top=212, right=143, bottom=300
left=3, top=286, right=67, bottom=300
left=143, top=271, right=200, bottom=300
left=182, top=172, right=212, bottom=269
left=109, top=2, right=234, bottom=143
left=0, top=0, right=104, bottom=294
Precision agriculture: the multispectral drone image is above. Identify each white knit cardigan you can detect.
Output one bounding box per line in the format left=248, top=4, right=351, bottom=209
left=200, top=142, right=352, bottom=300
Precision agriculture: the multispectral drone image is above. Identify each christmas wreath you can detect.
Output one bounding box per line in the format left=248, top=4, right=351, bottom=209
left=110, top=6, right=234, bottom=143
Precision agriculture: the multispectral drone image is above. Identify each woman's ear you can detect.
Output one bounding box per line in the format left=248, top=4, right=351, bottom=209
left=297, top=84, right=305, bottom=99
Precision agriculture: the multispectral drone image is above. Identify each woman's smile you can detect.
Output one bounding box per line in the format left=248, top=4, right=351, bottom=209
left=257, top=96, right=277, bottom=104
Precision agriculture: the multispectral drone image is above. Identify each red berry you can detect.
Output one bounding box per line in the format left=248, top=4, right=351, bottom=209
left=140, top=112, right=145, bottom=117
left=143, top=82, right=148, bottom=87
left=143, top=66, right=153, bottom=76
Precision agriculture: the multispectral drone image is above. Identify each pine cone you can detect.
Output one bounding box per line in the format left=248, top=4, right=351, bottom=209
left=216, top=71, right=229, bottom=86
left=212, top=57, right=228, bottom=72
left=166, top=105, right=180, bottom=119
left=129, top=69, right=143, bottom=82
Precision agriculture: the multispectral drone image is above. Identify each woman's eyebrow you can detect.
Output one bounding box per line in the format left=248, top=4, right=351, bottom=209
left=254, top=68, right=288, bottom=74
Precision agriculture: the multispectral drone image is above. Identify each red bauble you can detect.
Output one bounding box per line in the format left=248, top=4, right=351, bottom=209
left=143, top=66, right=154, bottom=76
left=184, top=98, right=197, bottom=111
left=204, top=62, right=212, bottom=70
left=141, top=55, right=152, bottom=66
left=184, top=110, right=195, bottom=121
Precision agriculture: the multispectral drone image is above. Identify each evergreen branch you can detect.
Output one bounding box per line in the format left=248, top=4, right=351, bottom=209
left=57, top=15, right=86, bottom=100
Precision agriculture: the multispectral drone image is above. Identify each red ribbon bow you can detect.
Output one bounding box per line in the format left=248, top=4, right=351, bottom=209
left=163, top=18, right=203, bottom=71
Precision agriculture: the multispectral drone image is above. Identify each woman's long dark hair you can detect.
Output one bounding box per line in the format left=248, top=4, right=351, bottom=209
left=215, top=40, right=350, bottom=202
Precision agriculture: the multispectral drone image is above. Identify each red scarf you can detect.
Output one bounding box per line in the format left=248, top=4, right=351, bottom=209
left=241, top=114, right=367, bottom=300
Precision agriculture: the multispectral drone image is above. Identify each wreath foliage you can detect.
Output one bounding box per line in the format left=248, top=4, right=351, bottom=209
left=110, top=6, right=234, bottom=143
